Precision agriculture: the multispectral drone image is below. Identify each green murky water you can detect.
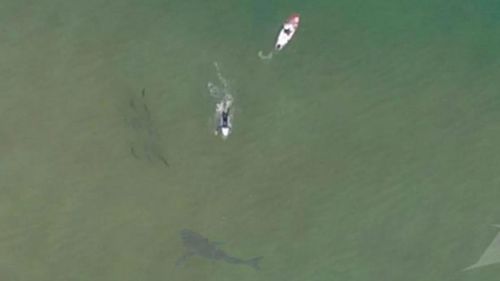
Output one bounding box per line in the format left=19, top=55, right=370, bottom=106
left=1, top=0, right=500, bottom=280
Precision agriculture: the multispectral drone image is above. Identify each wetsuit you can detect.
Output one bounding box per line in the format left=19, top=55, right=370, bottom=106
left=221, top=111, right=229, bottom=128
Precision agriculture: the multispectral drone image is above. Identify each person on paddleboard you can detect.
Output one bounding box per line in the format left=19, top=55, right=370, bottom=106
left=219, top=109, right=231, bottom=137
left=215, top=98, right=232, bottom=139
left=258, top=13, right=300, bottom=59
left=275, top=13, right=300, bottom=51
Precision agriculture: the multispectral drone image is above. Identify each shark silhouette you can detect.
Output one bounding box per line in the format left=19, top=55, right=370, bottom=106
left=126, top=88, right=169, bottom=167
left=176, top=229, right=262, bottom=270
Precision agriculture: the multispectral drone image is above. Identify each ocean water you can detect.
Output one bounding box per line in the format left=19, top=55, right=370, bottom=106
left=1, top=0, right=500, bottom=280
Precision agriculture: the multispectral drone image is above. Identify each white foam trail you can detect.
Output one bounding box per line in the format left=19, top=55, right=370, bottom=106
left=258, top=50, right=273, bottom=60
left=213, top=62, right=230, bottom=93
left=207, top=81, right=222, bottom=99
left=208, top=62, right=232, bottom=100
left=207, top=62, right=234, bottom=138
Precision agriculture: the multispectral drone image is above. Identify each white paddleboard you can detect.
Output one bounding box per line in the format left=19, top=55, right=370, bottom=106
left=275, top=13, right=300, bottom=51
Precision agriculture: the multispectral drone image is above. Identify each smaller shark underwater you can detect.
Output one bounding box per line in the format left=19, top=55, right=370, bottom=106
left=176, top=229, right=263, bottom=270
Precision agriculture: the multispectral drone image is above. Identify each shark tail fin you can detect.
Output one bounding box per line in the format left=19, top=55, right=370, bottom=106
left=246, top=256, right=263, bottom=270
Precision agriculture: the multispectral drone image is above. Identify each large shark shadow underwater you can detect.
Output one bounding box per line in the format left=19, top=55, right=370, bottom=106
left=125, top=88, right=169, bottom=167
left=176, top=229, right=263, bottom=270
